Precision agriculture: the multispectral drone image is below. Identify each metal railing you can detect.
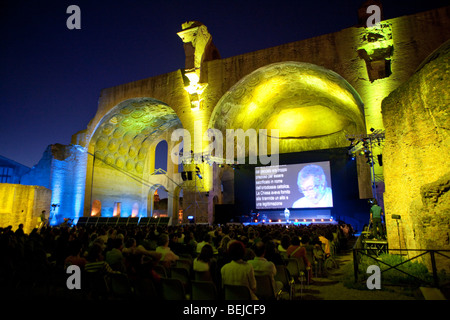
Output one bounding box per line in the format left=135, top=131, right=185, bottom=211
left=353, top=235, right=450, bottom=288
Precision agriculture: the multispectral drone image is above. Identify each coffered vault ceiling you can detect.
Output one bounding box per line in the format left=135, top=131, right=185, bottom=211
left=209, top=62, right=366, bottom=153
left=90, top=98, right=182, bottom=174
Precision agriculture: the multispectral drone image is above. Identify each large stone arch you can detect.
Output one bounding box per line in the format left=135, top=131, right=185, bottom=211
left=83, top=97, right=184, bottom=219
left=209, top=61, right=366, bottom=154
left=206, top=61, right=367, bottom=222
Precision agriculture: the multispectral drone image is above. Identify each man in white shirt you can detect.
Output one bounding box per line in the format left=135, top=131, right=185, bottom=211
left=248, top=241, right=283, bottom=296
left=221, top=241, right=258, bottom=300
left=155, top=233, right=179, bottom=268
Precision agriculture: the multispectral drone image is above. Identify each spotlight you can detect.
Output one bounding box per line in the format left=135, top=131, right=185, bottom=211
left=363, top=139, right=369, bottom=148
left=348, top=138, right=355, bottom=148
left=377, top=154, right=383, bottom=166
left=195, top=166, right=202, bottom=179
left=181, top=171, right=193, bottom=181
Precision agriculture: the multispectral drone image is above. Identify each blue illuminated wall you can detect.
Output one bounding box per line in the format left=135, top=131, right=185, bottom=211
left=21, top=143, right=87, bottom=225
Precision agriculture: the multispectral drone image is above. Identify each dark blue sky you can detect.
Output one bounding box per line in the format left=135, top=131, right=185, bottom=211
left=0, top=0, right=446, bottom=168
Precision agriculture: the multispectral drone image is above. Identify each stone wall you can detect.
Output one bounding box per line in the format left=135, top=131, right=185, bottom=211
left=21, top=144, right=87, bottom=225
left=0, top=183, right=51, bottom=234
left=381, top=42, right=450, bottom=271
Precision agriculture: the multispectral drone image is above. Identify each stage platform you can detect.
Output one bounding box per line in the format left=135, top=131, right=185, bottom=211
left=242, top=218, right=337, bottom=227
left=360, top=231, right=389, bottom=256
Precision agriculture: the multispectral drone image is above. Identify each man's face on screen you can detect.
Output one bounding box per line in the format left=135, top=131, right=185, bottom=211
left=300, top=175, right=326, bottom=204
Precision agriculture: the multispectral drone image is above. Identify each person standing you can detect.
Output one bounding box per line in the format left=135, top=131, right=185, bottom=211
left=370, top=200, right=384, bottom=240
left=38, top=210, right=47, bottom=229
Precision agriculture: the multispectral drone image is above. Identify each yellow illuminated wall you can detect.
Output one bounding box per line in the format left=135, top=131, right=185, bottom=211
left=0, top=184, right=51, bottom=234
left=382, top=43, right=450, bottom=261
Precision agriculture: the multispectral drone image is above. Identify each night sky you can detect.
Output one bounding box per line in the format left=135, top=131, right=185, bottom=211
left=1, top=0, right=447, bottom=168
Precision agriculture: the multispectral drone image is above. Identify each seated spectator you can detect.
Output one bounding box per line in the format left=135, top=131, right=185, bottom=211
left=196, top=233, right=216, bottom=254
left=312, top=237, right=326, bottom=275
left=278, top=234, right=291, bottom=258
left=105, top=229, right=118, bottom=252
left=155, top=233, right=179, bottom=268
left=183, top=231, right=198, bottom=256
left=248, top=241, right=283, bottom=296
left=301, top=235, right=315, bottom=268
left=216, top=235, right=232, bottom=270
left=105, top=238, right=126, bottom=273
left=221, top=240, right=258, bottom=300
left=169, top=232, right=186, bottom=256
left=97, top=228, right=108, bottom=244
left=286, top=236, right=312, bottom=282
left=217, top=235, right=231, bottom=256
left=263, top=240, right=284, bottom=266
left=318, top=231, right=331, bottom=257
left=85, top=243, right=120, bottom=274
left=64, top=239, right=87, bottom=270
left=123, top=237, right=162, bottom=262
left=240, top=236, right=256, bottom=261
left=193, top=244, right=217, bottom=283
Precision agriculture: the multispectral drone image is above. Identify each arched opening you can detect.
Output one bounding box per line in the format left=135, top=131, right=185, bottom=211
left=148, top=184, right=168, bottom=217
left=154, top=140, right=168, bottom=173
left=86, top=97, right=183, bottom=220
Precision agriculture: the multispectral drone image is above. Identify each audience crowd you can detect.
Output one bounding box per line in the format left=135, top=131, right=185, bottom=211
left=0, top=219, right=354, bottom=300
